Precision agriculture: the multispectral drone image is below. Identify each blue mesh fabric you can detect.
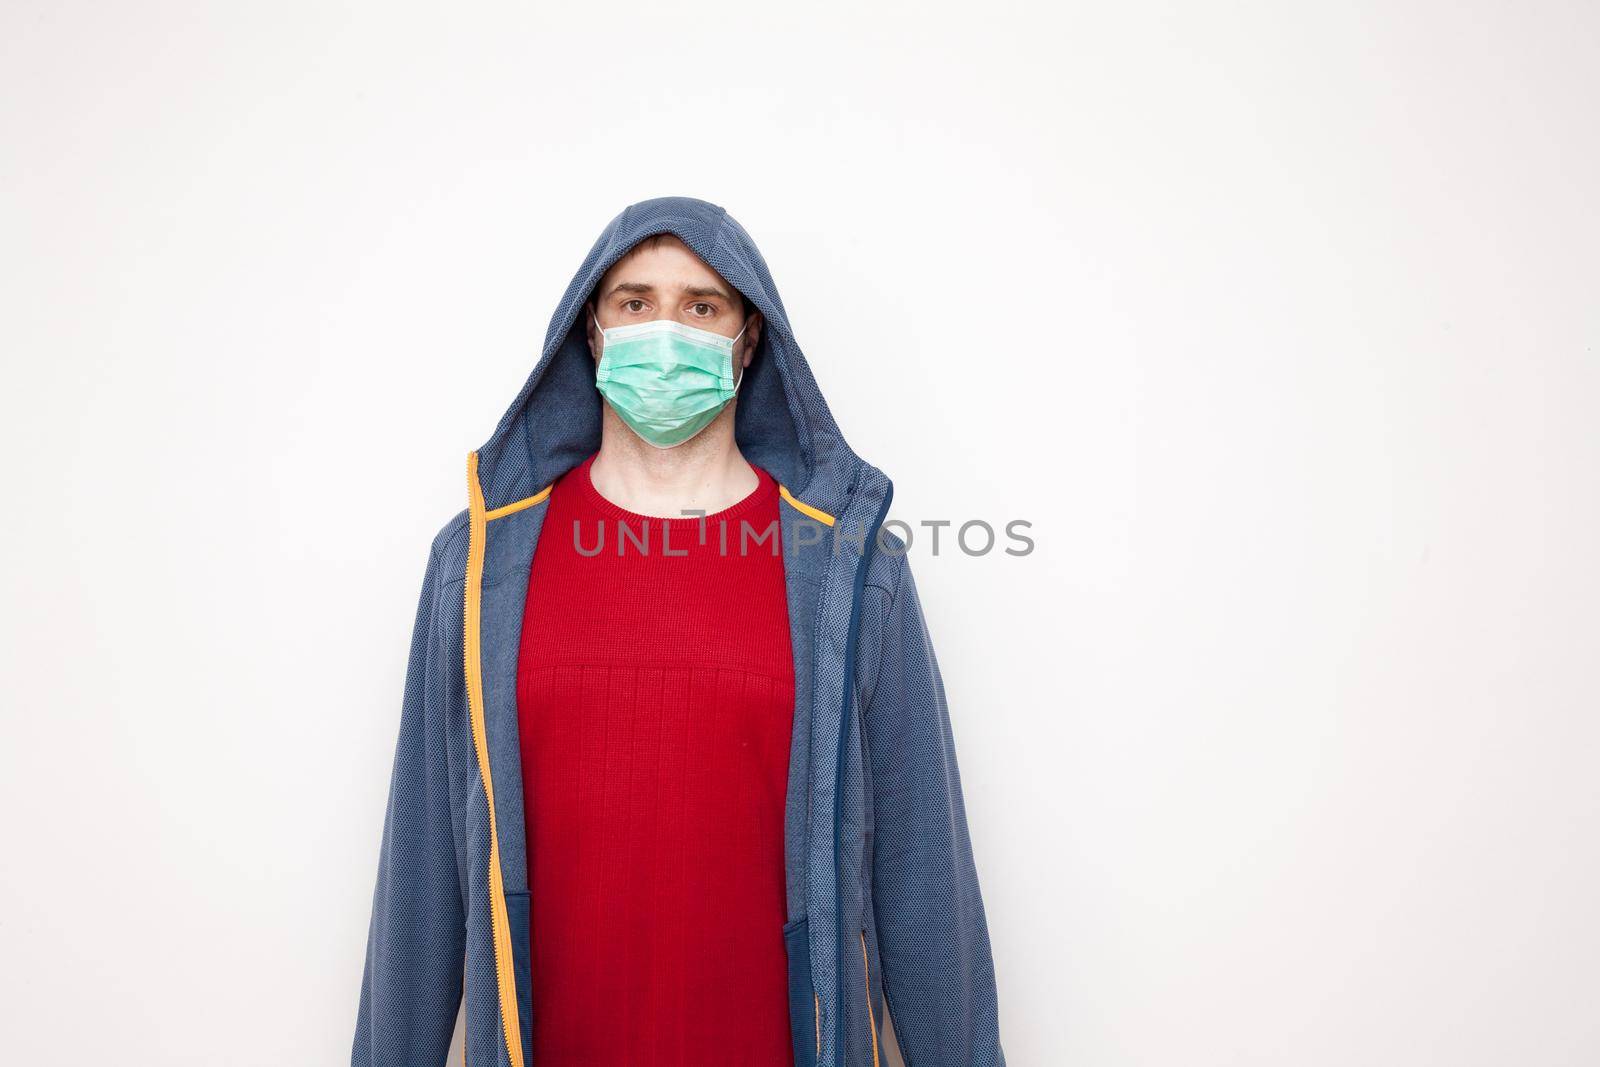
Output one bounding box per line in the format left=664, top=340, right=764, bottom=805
left=351, top=540, right=469, bottom=1066
left=856, top=532, right=1007, bottom=1066
left=352, top=196, right=1005, bottom=1066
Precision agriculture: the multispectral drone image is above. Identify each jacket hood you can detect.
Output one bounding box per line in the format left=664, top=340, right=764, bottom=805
left=471, top=195, right=866, bottom=516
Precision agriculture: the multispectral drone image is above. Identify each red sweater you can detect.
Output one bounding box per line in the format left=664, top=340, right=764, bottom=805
left=516, top=452, right=796, bottom=1066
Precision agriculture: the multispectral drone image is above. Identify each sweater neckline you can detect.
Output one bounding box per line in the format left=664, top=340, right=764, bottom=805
left=566, top=452, right=777, bottom=527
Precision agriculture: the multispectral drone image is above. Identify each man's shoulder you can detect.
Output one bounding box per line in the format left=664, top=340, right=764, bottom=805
left=863, top=530, right=910, bottom=602
left=428, top=508, right=471, bottom=585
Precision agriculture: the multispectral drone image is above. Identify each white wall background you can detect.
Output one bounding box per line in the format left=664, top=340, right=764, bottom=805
left=2, top=2, right=1596, bottom=1064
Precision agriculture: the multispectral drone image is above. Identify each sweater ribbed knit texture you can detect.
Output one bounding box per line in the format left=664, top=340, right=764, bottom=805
left=516, top=451, right=796, bottom=1066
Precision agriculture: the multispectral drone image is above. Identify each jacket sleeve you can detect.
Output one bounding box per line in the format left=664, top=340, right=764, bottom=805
left=352, top=542, right=466, bottom=1067
left=862, top=550, right=1006, bottom=1067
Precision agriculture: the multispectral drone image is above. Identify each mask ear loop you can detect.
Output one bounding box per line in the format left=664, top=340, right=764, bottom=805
left=727, top=316, right=750, bottom=399
left=590, top=311, right=613, bottom=383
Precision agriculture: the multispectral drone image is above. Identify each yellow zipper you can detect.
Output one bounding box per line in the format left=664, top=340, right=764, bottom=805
left=463, top=450, right=526, bottom=1067
left=860, top=928, right=879, bottom=1067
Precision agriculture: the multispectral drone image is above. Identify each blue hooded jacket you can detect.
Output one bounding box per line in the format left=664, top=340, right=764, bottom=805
left=351, top=195, right=1006, bottom=1067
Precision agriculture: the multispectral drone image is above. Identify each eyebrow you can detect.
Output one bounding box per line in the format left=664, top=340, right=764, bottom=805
left=600, top=280, right=736, bottom=303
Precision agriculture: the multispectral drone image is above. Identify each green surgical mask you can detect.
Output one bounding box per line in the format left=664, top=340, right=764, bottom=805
left=591, top=312, right=749, bottom=449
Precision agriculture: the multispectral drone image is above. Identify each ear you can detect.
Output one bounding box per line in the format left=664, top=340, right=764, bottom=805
left=740, top=310, right=763, bottom=369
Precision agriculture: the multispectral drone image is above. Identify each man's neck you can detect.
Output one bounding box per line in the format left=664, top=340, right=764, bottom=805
left=589, top=410, right=759, bottom=518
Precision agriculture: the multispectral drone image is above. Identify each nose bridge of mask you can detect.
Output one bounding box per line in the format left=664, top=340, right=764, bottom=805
left=591, top=312, right=745, bottom=392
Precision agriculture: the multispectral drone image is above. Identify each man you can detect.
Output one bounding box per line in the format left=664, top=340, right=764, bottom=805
left=352, top=196, right=1005, bottom=1067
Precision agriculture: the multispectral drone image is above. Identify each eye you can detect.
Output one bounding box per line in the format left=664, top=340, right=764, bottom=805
left=690, top=302, right=715, bottom=317
left=623, top=299, right=647, bottom=313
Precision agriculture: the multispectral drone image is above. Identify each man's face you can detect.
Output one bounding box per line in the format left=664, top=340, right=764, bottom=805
left=586, top=234, right=761, bottom=377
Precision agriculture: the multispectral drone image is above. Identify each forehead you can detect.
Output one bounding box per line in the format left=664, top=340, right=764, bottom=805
left=594, top=234, right=732, bottom=297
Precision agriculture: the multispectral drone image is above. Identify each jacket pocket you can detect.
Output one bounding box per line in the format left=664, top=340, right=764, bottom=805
left=782, top=915, right=818, bottom=1067
left=503, top=889, right=533, bottom=1063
